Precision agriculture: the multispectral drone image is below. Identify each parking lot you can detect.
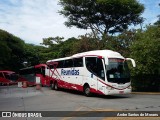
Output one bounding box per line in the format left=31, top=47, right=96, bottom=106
left=0, top=85, right=160, bottom=120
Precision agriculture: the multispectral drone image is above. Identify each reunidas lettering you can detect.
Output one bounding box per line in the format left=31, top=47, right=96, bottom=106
left=61, top=68, right=79, bottom=75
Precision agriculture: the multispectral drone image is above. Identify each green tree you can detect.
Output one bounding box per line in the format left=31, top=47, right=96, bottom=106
left=41, top=36, right=80, bottom=59
left=57, top=37, right=78, bottom=57
left=0, top=29, right=25, bottom=71
left=59, top=0, right=144, bottom=37
left=73, top=34, right=99, bottom=53
left=23, top=44, right=40, bottom=66
left=130, top=26, right=160, bottom=91
left=41, top=36, right=64, bottom=47
left=110, top=30, right=136, bottom=56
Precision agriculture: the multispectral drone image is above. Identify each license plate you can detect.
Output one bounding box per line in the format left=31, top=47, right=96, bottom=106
left=119, top=91, right=124, bottom=94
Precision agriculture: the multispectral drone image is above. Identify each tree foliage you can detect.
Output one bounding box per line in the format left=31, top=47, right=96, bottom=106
left=0, top=29, right=25, bottom=71
left=41, top=37, right=79, bottom=58
left=130, top=26, right=160, bottom=91
left=42, top=36, right=64, bottom=47
left=0, top=29, right=48, bottom=71
left=130, top=26, right=160, bottom=75
left=59, top=0, right=144, bottom=36
left=23, top=44, right=47, bottom=66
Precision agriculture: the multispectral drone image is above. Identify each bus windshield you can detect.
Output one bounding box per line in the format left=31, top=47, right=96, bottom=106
left=10, top=73, right=19, bottom=81
left=106, top=58, right=130, bottom=84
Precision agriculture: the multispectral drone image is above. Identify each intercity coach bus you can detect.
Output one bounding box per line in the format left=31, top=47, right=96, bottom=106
left=46, top=50, right=136, bottom=96
left=18, top=64, right=50, bottom=86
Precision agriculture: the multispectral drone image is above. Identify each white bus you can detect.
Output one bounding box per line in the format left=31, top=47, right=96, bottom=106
left=46, top=50, right=136, bottom=96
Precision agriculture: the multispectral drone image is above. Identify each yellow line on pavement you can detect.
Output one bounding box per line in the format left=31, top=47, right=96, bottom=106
left=61, top=106, right=84, bottom=120
left=61, top=107, right=118, bottom=120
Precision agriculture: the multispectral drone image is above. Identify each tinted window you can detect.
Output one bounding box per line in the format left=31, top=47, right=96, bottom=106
left=85, top=57, right=105, bottom=80
left=73, top=58, right=83, bottom=67
left=47, top=62, right=59, bottom=69
left=10, top=73, right=19, bottom=81
left=35, top=68, right=42, bottom=74
left=3, top=73, right=10, bottom=79
left=20, top=67, right=34, bottom=75
left=63, top=59, right=73, bottom=68
left=0, top=72, right=4, bottom=78
left=48, top=65, right=54, bottom=69
left=57, top=61, right=64, bottom=68
left=86, top=57, right=97, bottom=74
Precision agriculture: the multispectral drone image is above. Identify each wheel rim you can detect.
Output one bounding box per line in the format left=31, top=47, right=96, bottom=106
left=51, top=83, right=54, bottom=89
left=85, top=87, right=90, bottom=95
left=55, top=83, right=58, bottom=90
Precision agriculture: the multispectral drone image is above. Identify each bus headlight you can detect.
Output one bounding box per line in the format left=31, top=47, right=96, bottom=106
left=128, top=86, right=132, bottom=89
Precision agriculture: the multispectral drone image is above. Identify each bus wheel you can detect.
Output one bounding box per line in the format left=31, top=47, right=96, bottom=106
left=51, top=82, right=54, bottom=90
left=84, top=85, right=91, bottom=97
left=54, top=82, right=58, bottom=90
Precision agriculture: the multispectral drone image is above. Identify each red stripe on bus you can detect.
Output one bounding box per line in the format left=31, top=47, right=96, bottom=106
left=48, top=77, right=105, bottom=95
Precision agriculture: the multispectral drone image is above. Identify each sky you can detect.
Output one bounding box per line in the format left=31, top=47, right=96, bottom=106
left=0, top=0, right=159, bottom=45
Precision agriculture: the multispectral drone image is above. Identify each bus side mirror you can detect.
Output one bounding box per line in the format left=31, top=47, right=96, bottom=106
left=126, top=58, right=136, bottom=67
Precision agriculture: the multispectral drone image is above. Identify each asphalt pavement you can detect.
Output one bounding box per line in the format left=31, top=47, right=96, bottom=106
left=0, top=85, right=160, bottom=120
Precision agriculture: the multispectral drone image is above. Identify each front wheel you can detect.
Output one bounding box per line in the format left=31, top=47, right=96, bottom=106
left=84, top=85, right=91, bottom=97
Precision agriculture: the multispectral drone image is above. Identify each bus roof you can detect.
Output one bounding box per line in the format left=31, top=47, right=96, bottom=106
left=19, top=66, right=34, bottom=71
left=0, top=70, right=15, bottom=74
left=72, top=50, right=123, bottom=58
left=47, top=50, right=124, bottom=63
left=19, top=64, right=47, bottom=71
left=35, top=64, right=47, bottom=68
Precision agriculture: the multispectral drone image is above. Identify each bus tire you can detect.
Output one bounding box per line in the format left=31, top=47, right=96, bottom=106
left=50, top=82, right=54, bottom=90
left=54, top=82, right=58, bottom=90
left=84, top=85, right=91, bottom=97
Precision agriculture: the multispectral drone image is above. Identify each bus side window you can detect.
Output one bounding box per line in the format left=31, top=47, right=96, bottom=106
left=48, top=65, right=54, bottom=69
left=97, top=58, right=105, bottom=80
left=35, top=68, right=41, bottom=74
left=64, top=59, right=73, bottom=68
left=4, top=73, right=10, bottom=79
left=0, top=72, right=4, bottom=78
left=85, top=57, right=105, bottom=81
left=42, top=67, right=45, bottom=76
left=85, top=57, right=97, bottom=75
left=57, top=61, right=64, bottom=68
left=73, top=58, right=83, bottom=67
